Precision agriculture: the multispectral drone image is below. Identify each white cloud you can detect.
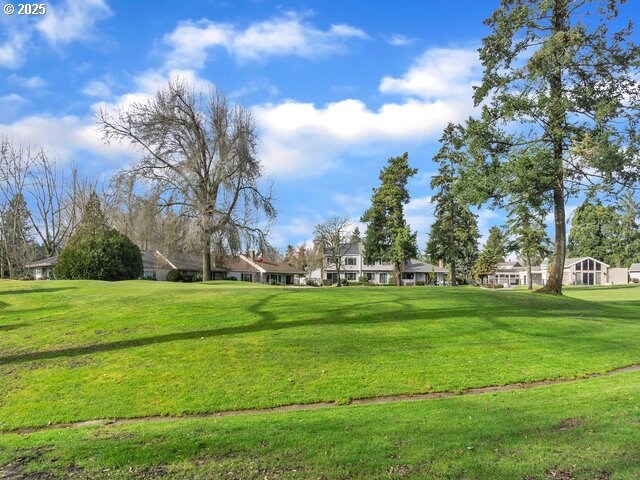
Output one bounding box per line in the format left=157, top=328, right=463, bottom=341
left=37, top=0, right=113, bottom=46
left=82, top=80, right=112, bottom=98
left=0, top=113, right=133, bottom=163
left=164, top=12, right=368, bottom=69
left=7, top=74, right=47, bottom=89
left=252, top=46, right=480, bottom=179
left=0, top=30, right=28, bottom=69
left=384, top=34, right=416, bottom=47
left=380, top=48, right=480, bottom=99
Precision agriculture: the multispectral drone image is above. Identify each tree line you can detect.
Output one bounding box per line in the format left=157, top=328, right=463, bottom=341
left=0, top=79, right=275, bottom=280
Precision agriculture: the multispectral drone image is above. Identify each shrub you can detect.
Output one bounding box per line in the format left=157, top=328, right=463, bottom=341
left=192, top=273, right=203, bottom=283
left=55, top=230, right=143, bottom=281
left=416, top=280, right=425, bottom=286
left=166, top=269, right=184, bottom=282
left=224, top=276, right=238, bottom=281
left=340, top=278, right=349, bottom=286
left=632, top=277, right=639, bottom=284
left=270, top=280, right=279, bottom=285
left=143, top=276, right=157, bottom=281
left=358, top=276, right=369, bottom=283
left=306, top=278, right=319, bottom=287
left=322, top=279, right=333, bottom=286
left=54, top=193, right=143, bottom=281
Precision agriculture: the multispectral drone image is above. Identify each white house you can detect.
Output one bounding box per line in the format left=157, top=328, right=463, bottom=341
left=493, top=257, right=619, bottom=287
left=629, top=263, right=640, bottom=282
left=308, top=243, right=449, bottom=286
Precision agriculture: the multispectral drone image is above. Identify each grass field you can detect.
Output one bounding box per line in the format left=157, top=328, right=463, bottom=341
left=0, top=280, right=639, bottom=478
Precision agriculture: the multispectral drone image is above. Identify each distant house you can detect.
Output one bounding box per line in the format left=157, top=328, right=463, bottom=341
left=308, top=243, right=448, bottom=286
left=493, top=257, right=620, bottom=287
left=27, top=249, right=303, bottom=284
left=629, top=263, right=640, bottom=282
left=25, top=256, right=58, bottom=280
left=224, top=252, right=305, bottom=285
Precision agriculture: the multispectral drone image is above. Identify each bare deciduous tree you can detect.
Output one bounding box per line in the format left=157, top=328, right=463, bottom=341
left=97, top=77, right=276, bottom=280
left=313, top=216, right=355, bottom=287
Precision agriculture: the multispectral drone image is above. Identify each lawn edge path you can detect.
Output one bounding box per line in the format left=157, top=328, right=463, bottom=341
left=5, top=363, right=638, bottom=436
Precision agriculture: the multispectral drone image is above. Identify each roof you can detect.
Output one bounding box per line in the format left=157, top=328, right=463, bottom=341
left=496, top=262, right=523, bottom=272
left=160, top=251, right=228, bottom=272
left=26, top=256, right=58, bottom=268
left=255, top=258, right=306, bottom=274
left=221, top=256, right=261, bottom=273
left=141, top=251, right=173, bottom=270
left=404, top=259, right=448, bottom=274
left=240, top=255, right=305, bottom=274
left=629, top=263, right=640, bottom=272
left=564, top=257, right=610, bottom=268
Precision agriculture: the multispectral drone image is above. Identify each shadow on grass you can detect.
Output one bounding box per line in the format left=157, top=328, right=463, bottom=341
left=0, top=287, right=76, bottom=296
left=0, top=323, right=28, bottom=331
left=1, top=289, right=637, bottom=367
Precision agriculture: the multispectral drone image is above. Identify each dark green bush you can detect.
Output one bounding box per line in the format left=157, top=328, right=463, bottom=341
left=55, top=229, right=143, bottom=281
left=166, top=269, right=184, bottom=282
left=416, top=280, right=425, bottom=286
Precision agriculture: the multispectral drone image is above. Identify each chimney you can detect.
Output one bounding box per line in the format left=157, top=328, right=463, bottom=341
left=438, top=259, right=444, bottom=268
left=249, top=250, right=255, bottom=260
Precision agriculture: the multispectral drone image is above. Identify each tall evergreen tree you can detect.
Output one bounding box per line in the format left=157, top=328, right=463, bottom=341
left=472, top=227, right=507, bottom=285
left=0, top=194, right=35, bottom=278
left=614, top=191, right=640, bottom=267
left=568, top=199, right=619, bottom=266
left=506, top=202, right=551, bottom=290
left=361, top=153, right=418, bottom=286
left=464, top=0, right=640, bottom=294
left=484, top=227, right=507, bottom=263
left=426, top=125, right=479, bottom=286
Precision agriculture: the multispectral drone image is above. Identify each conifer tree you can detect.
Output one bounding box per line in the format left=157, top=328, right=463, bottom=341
left=426, top=125, right=479, bottom=285
left=464, top=0, right=640, bottom=294
left=361, top=153, right=418, bottom=286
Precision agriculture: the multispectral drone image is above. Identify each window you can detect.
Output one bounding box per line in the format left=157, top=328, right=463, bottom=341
left=582, top=259, right=589, bottom=270
left=345, top=272, right=357, bottom=281
left=366, top=272, right=375, bottom=281
left=402, top=272, right=414, bottom=280
left=575, top=262, right=581, bottom=271
left=596, top=262, right=601, bottom=271
left=589, top=259, right=594, bottom=270
left=241, top=273, right=252, bottom=282
left=345, top=256, right=357, bottom=266
left=379, top=273, right=388, bottom=284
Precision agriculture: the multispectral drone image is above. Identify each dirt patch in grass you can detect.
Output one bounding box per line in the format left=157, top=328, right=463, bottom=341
left=556, top=417, right=585, bottom=431
left=545, top=468, right=574, bottom=479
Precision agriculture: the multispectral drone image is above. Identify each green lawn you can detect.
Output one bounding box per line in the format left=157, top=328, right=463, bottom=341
left=0, top=280, right=639, bottom=478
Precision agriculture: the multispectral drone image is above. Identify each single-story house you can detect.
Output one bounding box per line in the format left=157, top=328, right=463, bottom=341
left=492, top=257, right=617, bottom=287
left=25, top=256, right=58, bottom=280
left=629, top=263, right=640, bottom=282
left=223, top=252, right=305, bottom=285
left=27, top=249, right=302, bottom=284
left=141, top=250, right=228, bottom=281
left=308, top=243, right=448, bottom=285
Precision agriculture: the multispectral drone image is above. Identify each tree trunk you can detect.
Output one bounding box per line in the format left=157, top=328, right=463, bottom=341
left=539, top=184, right=566, bottom=294
left=395, top=261, right=403, bottom=286
left=450, top=262, right=457, bottom=286
left=336, top=262, right=341, bottom=287
left=537, top=0, right=567, bottom=295
left=527, top=257, right=533, bottom=290
left=202, top=235, right=211, bottom=282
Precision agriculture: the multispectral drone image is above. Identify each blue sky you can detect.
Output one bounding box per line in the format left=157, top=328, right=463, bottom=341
left=1, top=0, right=638, bottom=251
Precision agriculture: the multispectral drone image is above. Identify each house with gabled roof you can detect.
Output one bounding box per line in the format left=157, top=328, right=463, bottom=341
left=26, top=249, right=304, bottom=284
left=308, top=242, right=448, bottom=286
